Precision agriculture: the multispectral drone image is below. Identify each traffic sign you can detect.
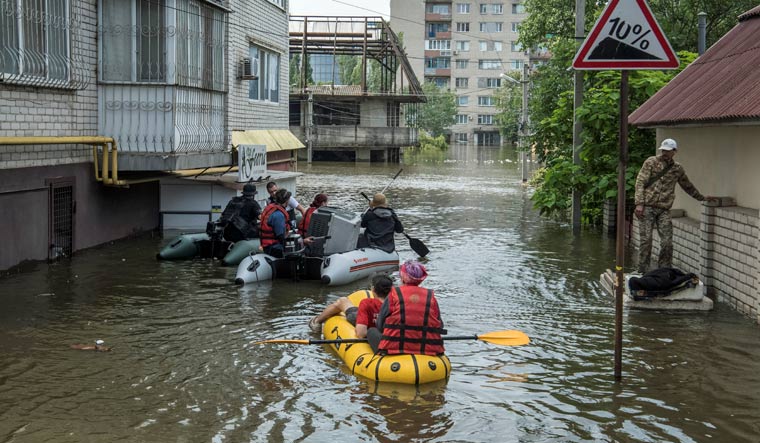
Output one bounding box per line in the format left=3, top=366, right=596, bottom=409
left=573, top=0, right=679, bottom=70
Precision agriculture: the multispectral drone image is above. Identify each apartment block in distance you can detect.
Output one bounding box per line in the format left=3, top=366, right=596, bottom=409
left=390, top=0, right=529, bottom=146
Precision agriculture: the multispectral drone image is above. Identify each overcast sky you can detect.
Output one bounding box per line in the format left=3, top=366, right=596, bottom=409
left=289, top=0, right=390, bottom=19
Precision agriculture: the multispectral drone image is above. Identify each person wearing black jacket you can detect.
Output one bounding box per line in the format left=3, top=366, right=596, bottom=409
left=217, top=183, right=261, bottom=242
left=359, top=193, right=403, bottom=253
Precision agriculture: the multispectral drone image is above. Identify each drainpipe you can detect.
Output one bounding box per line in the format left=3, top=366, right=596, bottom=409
left=697, top=12, right=707, bottom=55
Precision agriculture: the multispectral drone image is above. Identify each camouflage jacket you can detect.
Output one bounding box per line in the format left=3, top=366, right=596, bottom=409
left=634, top=155, right=704, bottom=209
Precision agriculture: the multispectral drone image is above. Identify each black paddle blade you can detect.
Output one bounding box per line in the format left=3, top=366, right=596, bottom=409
left=406, top=234, right=429, bottom=257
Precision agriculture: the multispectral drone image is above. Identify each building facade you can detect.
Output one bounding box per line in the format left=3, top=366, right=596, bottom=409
left=0, top=0, right=299, bottom=271
left=390, top=0, right=529, bottom=146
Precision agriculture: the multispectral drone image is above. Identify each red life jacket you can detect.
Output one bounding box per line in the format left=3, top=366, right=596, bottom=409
left=299, top=206, right=317, bottom=236
left=379, top=286, right=445, bottom=356
left=260, top=203, right=290, bottom=248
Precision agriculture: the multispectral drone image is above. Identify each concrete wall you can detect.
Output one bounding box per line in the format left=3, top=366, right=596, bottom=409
left=227, top=0, right=290, bottom=132
left=0, top=163, right=158, bottom=271
left=657, top=126, right=760, bottom=218
left=360, top=100, right=388, bottom=127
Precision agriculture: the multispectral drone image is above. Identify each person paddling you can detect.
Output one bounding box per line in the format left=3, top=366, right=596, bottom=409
left=369, top=260, right=446, bottom=355
left=359, top=193, right=403, bottom=252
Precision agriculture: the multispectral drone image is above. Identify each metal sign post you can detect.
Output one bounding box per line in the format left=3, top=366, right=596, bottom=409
left=572, top=0, right=678, bottom=380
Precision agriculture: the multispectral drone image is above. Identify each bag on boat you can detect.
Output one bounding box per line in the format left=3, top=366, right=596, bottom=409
left=628, top=267, right=699, bottom=301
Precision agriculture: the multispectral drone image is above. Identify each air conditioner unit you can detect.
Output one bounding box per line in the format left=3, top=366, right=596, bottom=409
left=452, top=50, right=459, bottom=55
left=237, top=58, right=258, bottom=80
left=468, top=115, right=473, bottom=120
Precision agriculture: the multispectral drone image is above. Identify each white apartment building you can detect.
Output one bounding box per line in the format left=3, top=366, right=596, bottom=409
left=390, top=0, right=529, bottom=146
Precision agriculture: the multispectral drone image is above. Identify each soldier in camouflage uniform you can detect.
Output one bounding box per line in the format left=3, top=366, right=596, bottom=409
left=634, top=139, right=714, bottom=273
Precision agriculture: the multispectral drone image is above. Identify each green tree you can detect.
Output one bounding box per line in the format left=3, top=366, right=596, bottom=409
left=495, top=71, right=522, bottom=145
left=288, top=53, right=314, bottom=88
left=337, top=55, right=360, bottom=85
left=516, top=0, right=753, bottom=223
left=405, top=82, right=457, bottom=137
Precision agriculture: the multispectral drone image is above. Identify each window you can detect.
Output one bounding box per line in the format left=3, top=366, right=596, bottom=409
left=511, top=21, right=521, bottom=32
left=427, top=22, right=450, bottom=36
left=512, top=3, right=525, bottom=14
left=478, top=96, right=495, bottom=106
left=479, top=22, right=503, bottom=32
left=455, top=77, right=469, bottom=88
left=100, top=0, right=226, bottom=89
left=479, top=41, right=503, bottom=51
left=427, top=4, right=451, bottom=14
left=455, top=133, right=468, bottom=143
left=2, top=0, right=70, bottom=82
left=456, top=3, right=470, bottom=13
left=458, top=96, right=469, bottom=106
left=478, top=132, right=500, bottom=145
left=425, top=57, right=451, bottom=69
left=511, top=41, right=523, bottom=52
left=479, top=4, right=487, bottom=14
left=455, top=41, right=470, bottom=51
left=249, top=45, right=280, bottom=102
left=456, top=114, right=468, bottom=124
left=510, top=59, right=524, bottom=69
left=455, top=59, right=469, bottom=69
left=477, top=115, right=494, bottom=125
left=426, top=40, right=452, bottom=50
left=428, top=77, right=450, bottom=88
left=492, top=4, right=504, bottom=14
left=456, top=22, right=470, bottom=32
left=267, top=0, right=285, bottom=8
left=478, top=77, right=502, bottom=88
left=478, top=59, right=502, bottom=70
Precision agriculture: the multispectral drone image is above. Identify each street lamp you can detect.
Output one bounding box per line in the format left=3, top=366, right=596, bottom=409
left=500, top=65, right=530, bottom=182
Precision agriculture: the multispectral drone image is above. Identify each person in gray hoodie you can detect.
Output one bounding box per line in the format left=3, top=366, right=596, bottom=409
left=360, top=193, right=404, bottom=253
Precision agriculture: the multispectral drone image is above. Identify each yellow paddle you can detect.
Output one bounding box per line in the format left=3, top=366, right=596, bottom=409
left=252, top=329, right=530, bottom=347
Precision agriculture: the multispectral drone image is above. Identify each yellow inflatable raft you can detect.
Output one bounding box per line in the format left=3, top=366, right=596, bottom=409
left=322, top=289, right=452, bottom=385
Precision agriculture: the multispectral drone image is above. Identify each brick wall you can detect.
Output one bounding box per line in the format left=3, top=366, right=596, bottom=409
left=0, top=0, right=98, bottom=168
left=706, top=206, right=759, bottom=319
left=227, top=0, right=290, bottom=132
left=625, top=200, right=760, bottom=323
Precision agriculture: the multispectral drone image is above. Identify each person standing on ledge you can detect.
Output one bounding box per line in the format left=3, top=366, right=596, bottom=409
left=634, top=138, right=716, bottom=274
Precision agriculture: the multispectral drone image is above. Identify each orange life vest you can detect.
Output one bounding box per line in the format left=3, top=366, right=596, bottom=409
left=260, top=203, right=290, bottom=248
left=379, top=286, right=445, bottom=356
left=299, top=206, right=317, bottom=236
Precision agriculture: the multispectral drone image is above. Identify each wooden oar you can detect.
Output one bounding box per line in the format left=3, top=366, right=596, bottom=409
left=253, top=329, right=530, bottom=347
left=360, top=192, right=430, bottom=257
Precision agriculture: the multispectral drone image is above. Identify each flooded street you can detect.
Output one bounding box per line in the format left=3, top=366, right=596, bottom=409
left=1, top=145, right=759, bottom=442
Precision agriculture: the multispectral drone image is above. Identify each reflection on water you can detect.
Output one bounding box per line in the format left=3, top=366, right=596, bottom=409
left=1, top=145, right=759, bottom=442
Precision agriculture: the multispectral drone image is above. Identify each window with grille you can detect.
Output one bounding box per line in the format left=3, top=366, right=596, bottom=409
left=456, top=22, right=470, bottom=32
left=1, top=0, right=70, bottom=83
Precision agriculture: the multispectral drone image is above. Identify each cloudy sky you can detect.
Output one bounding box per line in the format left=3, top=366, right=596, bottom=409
left=289, top=0, right=391, bottom=19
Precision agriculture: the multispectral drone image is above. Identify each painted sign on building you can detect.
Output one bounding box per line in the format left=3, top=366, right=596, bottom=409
left=238, top=144, right=267, bottom=182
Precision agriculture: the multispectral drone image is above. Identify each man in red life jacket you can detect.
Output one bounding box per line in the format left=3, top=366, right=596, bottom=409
left=260, top=189, right=291, bottom=258
left=371, top=260, right=446, bottom=355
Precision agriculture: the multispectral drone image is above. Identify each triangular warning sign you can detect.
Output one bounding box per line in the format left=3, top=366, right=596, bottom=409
left=573, top=0, right=679, bottom=70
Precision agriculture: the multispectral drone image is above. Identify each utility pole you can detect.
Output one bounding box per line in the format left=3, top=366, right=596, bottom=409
left=306, top=90, right=314, bottom=164
left=571, top=0, right=585, bottom=232
left=521, top=63, right=529, bottom=182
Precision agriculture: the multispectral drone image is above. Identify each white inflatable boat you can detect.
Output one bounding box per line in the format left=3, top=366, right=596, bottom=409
left=234, top=206, right=399, bottom=286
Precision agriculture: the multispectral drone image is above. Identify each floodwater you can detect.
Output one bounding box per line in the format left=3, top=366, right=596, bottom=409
left=1, top=145, right=759, bottom=443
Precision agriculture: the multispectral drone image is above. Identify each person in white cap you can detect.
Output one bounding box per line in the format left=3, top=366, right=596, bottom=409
left=634, top=138, right=716, bottom=273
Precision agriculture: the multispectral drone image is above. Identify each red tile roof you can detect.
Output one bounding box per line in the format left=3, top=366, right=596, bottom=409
left=629, top=6, right=760, bottom=127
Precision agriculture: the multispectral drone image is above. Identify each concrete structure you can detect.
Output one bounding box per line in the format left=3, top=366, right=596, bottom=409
left=390, top=0, right=530, bottom=146
left=0, top=0, right=301, bottom=272
left=288, top=16, right=424, bottom=162
left=619, top=6, right=760, bottom=323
